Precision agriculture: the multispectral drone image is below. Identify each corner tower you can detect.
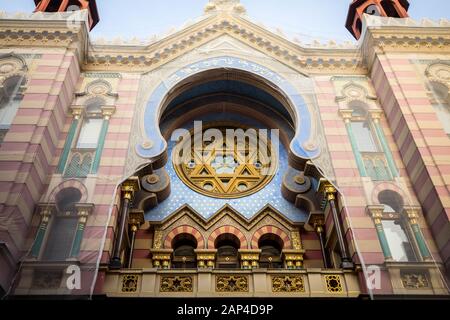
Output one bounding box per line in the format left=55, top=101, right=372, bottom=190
left=346, top=0, right=409, bottom=39
left=33, top=0, right=99, bottom=30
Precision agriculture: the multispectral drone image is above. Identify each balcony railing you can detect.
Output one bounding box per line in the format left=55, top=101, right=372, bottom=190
left=103, top=269, right=361, bottom=298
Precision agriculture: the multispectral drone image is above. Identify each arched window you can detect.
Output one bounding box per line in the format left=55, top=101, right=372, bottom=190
left=429, top=82, right=450, bottom=136
left=347, top=105, right=393, bottom=180
left=63, top=98, right=105, bottom=177
left=42, top=188, right=82, bottom=261
left=171, top=234, right=197, bottom=269
left=76, top=98, right=104, bottom=149
left=258, top=234, right=283, bottom=269
left=350, top=107, right=378, bottom=152
left=0, top=75, right=25, bottom=143
left=378, top=191, right=417, bottom=262
left=215, top=234, right=240, bottom=269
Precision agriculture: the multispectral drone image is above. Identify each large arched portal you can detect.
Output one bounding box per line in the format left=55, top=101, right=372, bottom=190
left=135, top=64, right=323, bottom=222
left=135, top=56, right=321, bottom=162
left=117, top=60, right=351, bottom=276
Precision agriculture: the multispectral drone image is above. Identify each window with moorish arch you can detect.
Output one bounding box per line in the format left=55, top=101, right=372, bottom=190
left=347, top=106, right=392, bottom=181
left=63, top=98, right=106, bottom=178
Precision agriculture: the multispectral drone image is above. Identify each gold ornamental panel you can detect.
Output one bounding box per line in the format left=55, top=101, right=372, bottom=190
left=325, top=275, right=343, bottom=293
left=121, top=274, right=139, bottom=293
left=216, top=275, right=249, bottom=292
left=173, top=126, right=277, bottom=199
left=272, top=276, right=305, bottom=293
left=401, top=272, right=430, bottom=289
left=160, top=276, right=193, bottom=292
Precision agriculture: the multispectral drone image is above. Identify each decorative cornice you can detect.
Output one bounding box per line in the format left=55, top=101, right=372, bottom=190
left=1, top=11, right=449, bottom=76
left=0, top=11, right=90, bottom=64
left=83, top=15, right=365, bottom=74
left=360, top=15, right=450, bottom=70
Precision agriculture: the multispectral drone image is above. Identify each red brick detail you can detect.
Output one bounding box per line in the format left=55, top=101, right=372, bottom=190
left=250, top=226, right=291, bottom=249
left=164, top=225, right=205, bottom=249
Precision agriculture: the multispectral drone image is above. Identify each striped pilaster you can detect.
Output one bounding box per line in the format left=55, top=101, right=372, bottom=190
left=0, top=51, right=80, bottom=262
left=371, top=55, right=450, bottom=273
left=56, top=110, right=80, bottom=173
left=372, top=112, right=398, bottom=177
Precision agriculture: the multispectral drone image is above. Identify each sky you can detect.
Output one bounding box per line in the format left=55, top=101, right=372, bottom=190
left=0, top=0, right=449, bottom=43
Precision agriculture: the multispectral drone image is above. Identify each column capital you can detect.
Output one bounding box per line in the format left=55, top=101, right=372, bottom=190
left=402, top=206, right=422, bottom=224
left=239, top=249, right=261, bottom=269
left=36, top=203, right=56, bottom=221
left=121, top=176, right=141, bottom=200
left=307, top=212, right=326, bottom=233
left=101, top=105, right=116, bottom=120
left=70, top=106, right=83, bottom=119
left=75, top=203, right=95, bottom=223
left=283, top=249, right=305, bottom=269
left=368, top=110, right=383, bottom=123
left=317, top=179, right=337, bottom=201
left=129, top=210, right=145, bottom=229
left=338, top=109, right=353, bottom=123
left=366, top=205, right=385, bottom=224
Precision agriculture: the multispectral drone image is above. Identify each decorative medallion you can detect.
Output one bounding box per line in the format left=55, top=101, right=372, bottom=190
left=160, top=276, right=193, bottom=292
left=0, top=63, right=15, bottom=74
left=121, top=274, right=139, bottom=293
left=325, top=275, right=343, bottom=293
left=216, top=275, right=249, bottom=292
left=426, top=62, right=450, bottom=84
left=401, top=272, right=430, bottom=289
left=272, top=276, right=305, bottom=293
left=173, top=126, right=276, bottom=199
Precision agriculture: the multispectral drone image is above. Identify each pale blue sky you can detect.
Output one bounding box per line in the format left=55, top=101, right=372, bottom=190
left=1, top=0, right=449, bottom=42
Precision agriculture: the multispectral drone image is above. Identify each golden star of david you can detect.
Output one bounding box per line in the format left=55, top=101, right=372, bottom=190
left=173, top=126, right=276, bottom=199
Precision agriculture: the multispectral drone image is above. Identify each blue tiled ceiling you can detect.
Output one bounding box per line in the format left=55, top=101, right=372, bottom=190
left=166, top=80, right=291, bottom=120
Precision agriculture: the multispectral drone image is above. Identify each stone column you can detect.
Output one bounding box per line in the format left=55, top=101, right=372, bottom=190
left=369, top=110, right=398, bottom=177
left=109, top=178, right=140, bottom=269
left=56, top=107, right=82, bottom=174
left=322, top=182, right=354, bottom=269
left=91, top=106, right=115, bottom=174
left=367, top=205, right=393, bottom=260
left=30, top=205, right=55, bottom=258
left=403, top=207, right=432, bottom=261
left=339, top=109, right=367, bottom=177
left=70, top=204, right=95, bottom=258
left=127, top=211, right=145, bottom=269
left=307, top=213, right=330, bottom=269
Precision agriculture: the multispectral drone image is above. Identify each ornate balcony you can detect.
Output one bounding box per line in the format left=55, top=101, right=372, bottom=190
left=102, top=268, right=360, bottom=298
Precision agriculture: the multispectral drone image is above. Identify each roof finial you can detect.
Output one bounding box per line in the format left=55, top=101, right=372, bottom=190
left=204, top=0, right=246, bottom=15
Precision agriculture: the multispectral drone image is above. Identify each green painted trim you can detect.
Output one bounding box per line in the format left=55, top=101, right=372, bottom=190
left=57, top=118, right=79, bottom=174
left=374, top=123, right=399, bottom=177
left=411, top=224, right=431, bottom=259
left=345, top=122, right=368, bottom=177
left=70, top=223, right=85, bottom=258
left=375, top=223, right=393, bottom=259
left=91, top=119, right=109, bottom=174
left=30, top=221, right=48, bottom=258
